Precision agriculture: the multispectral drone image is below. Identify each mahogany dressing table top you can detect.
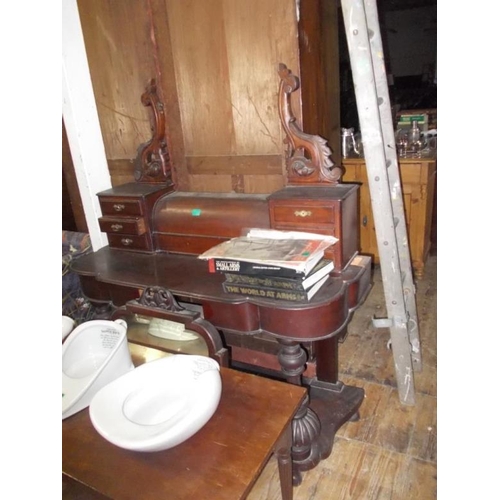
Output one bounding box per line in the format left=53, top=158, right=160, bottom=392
left=72, top=247, right=371, bottom=342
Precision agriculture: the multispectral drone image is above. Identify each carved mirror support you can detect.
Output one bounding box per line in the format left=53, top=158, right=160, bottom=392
left=134, top=79, right=175, bottom=186
left=278, top=63, right=342, bottom=185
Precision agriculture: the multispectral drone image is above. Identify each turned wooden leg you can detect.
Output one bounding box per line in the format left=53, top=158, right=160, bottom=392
left=277, top=339, right=322, bottom=486
left=277, top=339, right=307, bottom=385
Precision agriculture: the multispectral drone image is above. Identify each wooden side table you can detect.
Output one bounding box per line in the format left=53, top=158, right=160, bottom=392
left=62, top=361, right=307, bottom=500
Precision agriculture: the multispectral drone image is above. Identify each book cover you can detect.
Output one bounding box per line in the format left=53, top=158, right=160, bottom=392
left=199, top=229, right=337, bottom=275
left=222, top=275, right=329, bottom=302
left=207, top=250, right=325, bottom=278
left=223, top=259, right=334, bottom=291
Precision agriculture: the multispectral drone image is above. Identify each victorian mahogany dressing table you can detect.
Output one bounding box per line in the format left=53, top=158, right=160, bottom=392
left=70, top=65, right=372, bottom=485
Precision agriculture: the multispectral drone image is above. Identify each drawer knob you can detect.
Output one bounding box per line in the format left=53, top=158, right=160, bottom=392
left=113, top=203, right=126, bottom=212
left=294, top=210, right=312, bottom=217
left=111, top=224, right=123, bottom=232
left=121, top=238, right=133, bottom=246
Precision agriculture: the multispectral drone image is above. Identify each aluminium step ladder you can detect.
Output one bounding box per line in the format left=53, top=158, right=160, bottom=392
left=340, top=0, right=421, bottom=405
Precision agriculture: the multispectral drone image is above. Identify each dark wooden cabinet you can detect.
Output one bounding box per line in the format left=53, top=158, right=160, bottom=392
left=97, top=183, right=173, bottom=252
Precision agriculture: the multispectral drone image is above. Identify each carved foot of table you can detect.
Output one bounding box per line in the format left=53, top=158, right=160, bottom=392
left=289, top=381, right=364, bottom=485
left=277, top=340, right=365, bottom=485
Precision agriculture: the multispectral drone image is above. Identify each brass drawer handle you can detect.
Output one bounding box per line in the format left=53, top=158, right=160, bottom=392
left=111, top=224, right=123, bottom=232
left=294, top=210, right=312, bottom=217
left=113, top=203, right=126, bottom=212
left=121, top=238, right=133, bottom=246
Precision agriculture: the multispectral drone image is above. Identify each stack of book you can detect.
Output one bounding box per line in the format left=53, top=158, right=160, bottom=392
left=198, top=229, right=337, bottom=302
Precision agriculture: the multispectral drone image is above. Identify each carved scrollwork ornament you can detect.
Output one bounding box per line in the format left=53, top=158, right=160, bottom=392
left=278, top=63, right=342, bottom=185
left=137, top=286, right=184, bottom=312
left=133, top=79, right=175, bottom=186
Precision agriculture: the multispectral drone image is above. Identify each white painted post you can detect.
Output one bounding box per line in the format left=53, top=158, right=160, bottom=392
left=62, top=0, right=110, bottom=251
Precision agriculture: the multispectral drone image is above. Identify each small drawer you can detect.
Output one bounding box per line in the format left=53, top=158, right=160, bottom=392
left=99, top=198, right=144, bottom=216
left=98, top=216, right=146, bottom=235
left=107, top=233, right=150, bottom=251
left=271, top=203, right=336, bottom=225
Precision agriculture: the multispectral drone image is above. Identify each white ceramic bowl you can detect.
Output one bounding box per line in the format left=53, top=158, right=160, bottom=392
left=89, top=355, right=222, bottom=452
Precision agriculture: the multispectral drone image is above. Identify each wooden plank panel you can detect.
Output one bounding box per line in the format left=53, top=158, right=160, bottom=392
left=107, top=159, right=135, bottom=187
left=187, top=173, right=284, bottom=195
left=222, top=0, right=299, bottom=156
left=187, top=174, right=233, bottom=193
left=243, top=175, right=286, bottom=195
left=78, top=0, right=157, bottom=159
left=298, top=0, right=341, bottom=167
left=165, top=0, right=235, bottom=156
left=186, top=155, right=283, bottom=175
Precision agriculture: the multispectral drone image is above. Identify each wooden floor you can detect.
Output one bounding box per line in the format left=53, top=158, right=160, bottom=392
left=247, top=255, right=437, bottom=500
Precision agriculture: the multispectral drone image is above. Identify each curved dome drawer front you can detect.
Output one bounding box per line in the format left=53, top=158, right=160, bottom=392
left=153, top=192, right=271, bottom=254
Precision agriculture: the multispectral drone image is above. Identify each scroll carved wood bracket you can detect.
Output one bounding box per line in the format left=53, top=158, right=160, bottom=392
left=134, top=79, right=175, bottom=186
left=278, top=63, right=342, bottom=185
left=135, top=286, right=185, bottom=313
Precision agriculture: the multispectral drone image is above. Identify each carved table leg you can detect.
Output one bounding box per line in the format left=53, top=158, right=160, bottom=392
left=277, top=339, right=322, bottom=485
left=277, top=338, right=365, bottom=485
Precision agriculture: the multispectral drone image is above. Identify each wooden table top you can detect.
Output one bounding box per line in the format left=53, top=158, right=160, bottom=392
left=63, top=366, right=307, bottom=500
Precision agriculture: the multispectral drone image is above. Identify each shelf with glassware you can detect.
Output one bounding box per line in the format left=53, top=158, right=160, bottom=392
left=341, top=151, right=436, bottom=279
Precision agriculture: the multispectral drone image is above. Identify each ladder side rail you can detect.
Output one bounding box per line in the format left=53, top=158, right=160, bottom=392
left=363, top=0, right=421, bottom=370
left=340, top=0, right=416, bottom=405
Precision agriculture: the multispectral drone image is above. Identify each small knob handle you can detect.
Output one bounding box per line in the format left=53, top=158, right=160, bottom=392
left=111, top=224, right=123, bottom=232
left=121, top=238, right=133, bottom=246
left=113, top=203, right=125, bottom=212
left=362, top=216, right=368, bottom=227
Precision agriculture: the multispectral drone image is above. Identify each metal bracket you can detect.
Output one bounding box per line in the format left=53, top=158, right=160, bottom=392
left=372, top=315, right=407, bottom=329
